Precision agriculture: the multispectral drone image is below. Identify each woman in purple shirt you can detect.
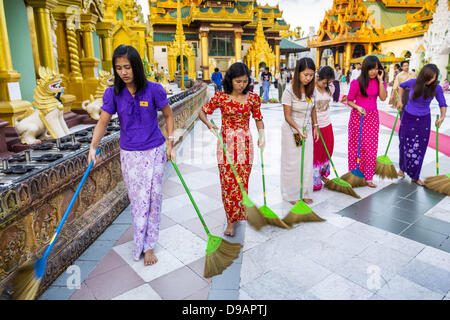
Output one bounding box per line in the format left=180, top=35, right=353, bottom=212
left=88, top=45, right=174, bottom=266
left=397, top=64, right=447, bottom=185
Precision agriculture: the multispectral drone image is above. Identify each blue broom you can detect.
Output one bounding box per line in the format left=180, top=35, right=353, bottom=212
left=12, top=148, right=101, bottom=300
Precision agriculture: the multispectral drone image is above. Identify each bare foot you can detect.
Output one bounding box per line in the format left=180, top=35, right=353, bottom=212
left=367, top=181, right=377, bottom=188
left=398, top=170, right=405, bottom=178
left=321, top=176, right=330, bottom=184
left=224, top=223, right=235, bottom=237
left=303, top=198, right=313, bottom=205
left=289, top=200, right=298, bottom=205
left=412, top=179, right=424, bottom=186
left=144, top=249, right=158, bottom=266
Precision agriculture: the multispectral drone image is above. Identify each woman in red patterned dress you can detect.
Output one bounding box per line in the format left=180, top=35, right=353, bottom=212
left=199, top=62, right=265, bottom=237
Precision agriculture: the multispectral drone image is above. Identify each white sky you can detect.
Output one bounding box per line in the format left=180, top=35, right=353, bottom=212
left=137, top=0, right=330, bottom=33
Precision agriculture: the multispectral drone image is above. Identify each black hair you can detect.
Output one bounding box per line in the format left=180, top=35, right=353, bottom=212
left=317, top=66, right=335, bottom=95
left=265, top=67, right=270, bottom=71
left=292, top=57, right=316, bottom=100
left=222, top=62, right=251, bottom=94
left=358, top=55, right=383, bottom=97
left=394, top=64, right=400, bottom=70
left=112, top=45, right=148, bottom=96
left=412, top=64, right=439, bottom=101
left=214, top=67, right=219, bottom=72
left=401, top=60, right=409, bottom=67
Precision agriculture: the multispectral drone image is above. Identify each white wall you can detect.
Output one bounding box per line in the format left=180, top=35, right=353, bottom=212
left=154, top=45, right=168, bottom=71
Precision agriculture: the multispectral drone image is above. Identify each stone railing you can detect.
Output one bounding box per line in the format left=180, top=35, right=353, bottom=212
left=0, top=82, right=208, bottom=299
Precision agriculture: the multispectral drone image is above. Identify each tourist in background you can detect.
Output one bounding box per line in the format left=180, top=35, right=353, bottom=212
left=277, top=68, right=287, bottom=102
left=199, top=62, right=265, bottom=237
left=261, top=67, right=272, bottom=103
left=333, top=64, right=341, bottom=102
left=88, top=45, right=174, bottom=266
left=281, top=57, right=318, bottom=205
left=211, top=67, right=223, bottom=92
left=389, top=60, right=416, bottom=117
left=396, top=64, right=447, bottom=185
left=346, top=55, right=387, bottom=188
left=313, top=66, right=335, bottom=191
left=350, top=63, right=362, bottom=82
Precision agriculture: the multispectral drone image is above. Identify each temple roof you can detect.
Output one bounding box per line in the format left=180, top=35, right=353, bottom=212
left=279, top=38, right=307, bottom=52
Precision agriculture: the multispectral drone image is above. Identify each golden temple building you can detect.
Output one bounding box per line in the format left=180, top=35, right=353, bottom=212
left=149, top=0, right=290, bottom=80
left=308, top=0, right=445, bottom=74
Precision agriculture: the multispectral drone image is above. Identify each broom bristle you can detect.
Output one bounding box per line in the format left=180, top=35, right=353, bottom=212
left=204, top=239, right=242, bottom=278
left=340, top=172, right=367, bottom=187
left=266, top=217, right=292, bottom=229
left=12, top=262, right=40, bottom=300
left=246, top=206, right=267, bottom=230
left=325, top=180, right=361, bottom=199
left=282, top=210, right=325, bottom=227
left=424, top=175, right=450, bottom=196
left=375, top=162, right=398, bottom=179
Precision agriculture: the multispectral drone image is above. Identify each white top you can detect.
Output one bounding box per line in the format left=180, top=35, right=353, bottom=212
left=350, top=69, right=361, bottom=82
left=281, top=84, right=315, bottom=129
left=314, top=83, right=335, bottom=128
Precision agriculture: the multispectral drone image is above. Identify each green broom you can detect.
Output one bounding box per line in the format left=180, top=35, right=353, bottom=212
left=375, top=109, right=400, bottom=179
left=317, top=127, right=360, bottom=198
left=250, top=130, right=291, bottom=230
left=210, top=119, right=263, bottom=224
left=424, top=115, right=450, bottom=196
left=171, top=160, right=242, bottom=278
left=282, top=127, right=326, bottom=227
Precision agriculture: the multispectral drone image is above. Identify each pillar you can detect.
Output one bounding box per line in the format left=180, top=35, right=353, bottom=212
left=368, top=43, right=373, bottom=55
left=335, top=49, right=339, bottom=65
left=316, top=48, right=322, bottom=69
left=345, top=42, right=351, bottom=74
left=234, top=29, right=242, bottom=62
left=26, top=0, right=58, bottom=71
left=200, top=29, right=209, bottom=81
left=79, top=13, right=99, bottom=81
left=0, top=0, right=32, bottom=126
left=96, top=22, right=114, bottom=73
left=275, top=40, right=280, bottom=75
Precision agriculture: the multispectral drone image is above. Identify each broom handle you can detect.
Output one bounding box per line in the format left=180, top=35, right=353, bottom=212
left=171, top=160, right=211, bottom=236
left=317, top=126, right=339, bottom=179
left=42, top=148, right=101, bottom=261
left=300, top=127, right=305, bottom=199
left=356, top=114, right=364, bottom=169
left=436, top=114, right=439, bottom=176
left=210, top=120, right=248, bottom=196
left=259, top=130, right=267, bottom=206
left=384, top=109, right=400, bottom=156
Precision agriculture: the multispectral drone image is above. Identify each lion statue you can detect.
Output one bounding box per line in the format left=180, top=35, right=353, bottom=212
left=82, top=70, right=114, bottom=120
left=15, top=67, right=69, bottom=145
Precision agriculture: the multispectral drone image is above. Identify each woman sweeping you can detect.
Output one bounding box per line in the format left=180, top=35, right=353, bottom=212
left=88, top=45, right=174, bottom=266
left=345, top=55, right=387, bottom=188
left=199, top=62, right=265, bottom=237
left=313, top=66, right=335, bottom=191
left=281, top=57, right=319, bottom=205
left=397, top=64, right=447, bottom=185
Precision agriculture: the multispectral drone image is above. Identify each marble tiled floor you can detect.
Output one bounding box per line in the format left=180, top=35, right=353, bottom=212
left=40, top=84, right=450, bottom=300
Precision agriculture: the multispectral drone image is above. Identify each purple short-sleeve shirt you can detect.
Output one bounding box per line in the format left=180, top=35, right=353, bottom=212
left=101, top=81, right=170, bottom=151
left=400, top=79, right=447, bottom=116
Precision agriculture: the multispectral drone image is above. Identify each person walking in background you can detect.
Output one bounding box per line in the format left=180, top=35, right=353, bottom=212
left=389, top=63, right=401, bottom=87
left=313, top=66, right=335, bottom=191
left=350, top=63, right=362, bottom=82
left=277, top=68, right=287, bottom=102
left=389, top=60, right=416, bottom=117
left=88, top=45, right=175, bottom=266
left=211, top=67, right=223, bottom=92
left=261, top=67, right=272, bottom=103
left=333, top=64, right=342, bottom=102
left=396, top=64, right=447, bottom=186
left=281, top=57, right=319, bottom=205
left=345, top=55, right=387, bottom=188
left=199, top=62, right=265, bottom=237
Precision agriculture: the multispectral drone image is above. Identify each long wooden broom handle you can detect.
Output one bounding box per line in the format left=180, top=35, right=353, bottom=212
left=384, top=109, right=400, bottom=157
left=171, top=160, right=211, bottom=236
left=436, top=114, right=439, bottom=176
left=210, top=120, right=248, bottom=196
left=317, top=126, right=339, bottom=179
left=259, top=130, right=267, bottom=206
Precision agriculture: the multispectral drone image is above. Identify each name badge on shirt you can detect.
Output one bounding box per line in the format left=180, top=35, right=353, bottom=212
left=306, top=98, right=312, bottom=103
left=140, top=100, right=148, bottom=107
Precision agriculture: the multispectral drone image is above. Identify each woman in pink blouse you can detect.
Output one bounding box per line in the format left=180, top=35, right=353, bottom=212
left=345, top=55, right=387, bottom=188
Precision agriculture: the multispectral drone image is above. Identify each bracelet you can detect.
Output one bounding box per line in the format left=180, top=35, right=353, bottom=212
left=168, top=136, right=174, bottom=140
left=313, top=124, right=319, bottom=127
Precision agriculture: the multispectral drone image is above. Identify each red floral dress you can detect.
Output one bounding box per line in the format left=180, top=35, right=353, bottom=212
left=202, top=91, right=263, bottom=223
